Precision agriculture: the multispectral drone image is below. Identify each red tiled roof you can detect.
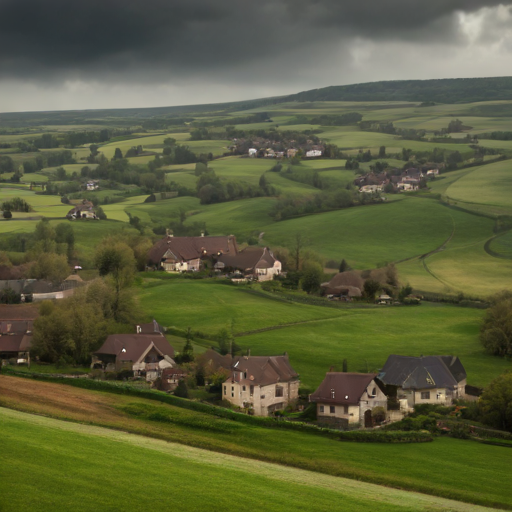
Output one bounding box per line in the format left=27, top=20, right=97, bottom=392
left=310, top=373, right=377, bottom=405
left=229, top=354, right=298, bottom=387
left=0, top=334, right=32, bottom=353
left=148, top=235, right=238, bottom=265
left=93, top=334, right=174, bottom=362
left=217, top=247, right=276, bottom=272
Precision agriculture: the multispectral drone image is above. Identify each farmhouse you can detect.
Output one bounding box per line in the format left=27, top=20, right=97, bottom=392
left=91, top=333, right=176, bottom=380
left=223, top=353, right=300, bottom=416
left=321, top=271, right=363, bottom=299
left=305, top=149, right=322, bottom=158
left=214, top=247, right=281, bottom=281
left=0, top=333, right=32, bottom=366
left=148, top=233, right=238, bottom=272
left=159, top=367, right=187, bottom=392
left=310, top=372, right=387, bottom=428
left=377, top=355, right=467, bottom=409
left=66, top=202, right=98, bottom=220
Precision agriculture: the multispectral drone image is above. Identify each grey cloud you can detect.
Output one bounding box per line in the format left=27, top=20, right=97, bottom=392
left=0, top=0, right=510, bottom=82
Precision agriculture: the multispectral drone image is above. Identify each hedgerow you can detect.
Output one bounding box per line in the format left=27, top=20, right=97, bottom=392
left=2, top=368, right=432, bottom=443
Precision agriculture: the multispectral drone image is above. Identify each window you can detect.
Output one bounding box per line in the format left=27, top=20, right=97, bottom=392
left=319, top=405, right=324, bottom=413
left=343, top=405, right=349, bottom=414
left=275, top=385, right=283, bottom=397
left=231, top=386, right=234, bottom=398
left=421, top=391, right=430, bottom=400
left=223, top=386, right=226, bottom=396
left=242, top=385, right=246, bottom=392
left=250, top=385, right=254, bottom=397
left=370, top=387, right=377, bottom=397
left=330, top=406, right=335, bottom=414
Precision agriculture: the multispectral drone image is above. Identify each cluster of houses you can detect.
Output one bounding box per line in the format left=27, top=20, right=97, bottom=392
left=87, top=324, right=469, bottom=426
left=147, top=233, right=282, bottom=281
left=247, top=146, right=324, bottom=159
left=0, top=303, right=469, bottom=427
left=354, top=167, right=439, bottom=193
left=230, top=136, right=324, bottom=159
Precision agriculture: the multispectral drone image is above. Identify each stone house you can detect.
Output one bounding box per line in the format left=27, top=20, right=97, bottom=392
left=222, top=354, right=300, bottom=416
left=310, top=373, right=387, bottom=428
left=377, top=355, right=467, bottom=409
left=147, top=234, right=238, bottom=272
left=214, top=247, right=281, bottom=281
left=91, top=333, right=175, bottom=380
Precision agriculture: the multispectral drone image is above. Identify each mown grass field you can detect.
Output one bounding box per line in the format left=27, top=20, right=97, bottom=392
left=136, top=279, right=508, bottom=389
left=445, top=160, right=512, bottom=213
left=1, top=380, right=510, bottom=511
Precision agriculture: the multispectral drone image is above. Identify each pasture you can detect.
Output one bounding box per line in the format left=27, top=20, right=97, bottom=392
left=135, top=279, right=507, bottom=389
left=2, top=382, right=511, bottom=511
left=445, top=159, right=512, bottom=214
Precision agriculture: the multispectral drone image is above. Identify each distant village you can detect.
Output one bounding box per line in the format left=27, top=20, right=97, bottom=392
left=0, top=231, right=473, bottom=430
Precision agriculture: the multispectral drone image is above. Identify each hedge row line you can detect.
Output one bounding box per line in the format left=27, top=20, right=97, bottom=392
left=2, top=368, right=432, bottom=443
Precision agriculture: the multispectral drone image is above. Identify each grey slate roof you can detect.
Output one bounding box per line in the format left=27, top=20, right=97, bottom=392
left=378, top=355, right=466, bottom=390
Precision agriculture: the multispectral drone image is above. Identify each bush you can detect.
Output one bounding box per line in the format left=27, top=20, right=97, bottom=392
left=3, top=210, right=12, bottom=219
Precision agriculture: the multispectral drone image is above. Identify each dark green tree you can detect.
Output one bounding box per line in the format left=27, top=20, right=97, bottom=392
left=113, top=148, right=123, bottom=160
left=479, top=372, right=512, bottom=432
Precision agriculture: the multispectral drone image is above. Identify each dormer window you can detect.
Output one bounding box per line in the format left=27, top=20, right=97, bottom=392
left=330, top=388, right=335, bottom=399
left=121, top=348, right=126, bottom=353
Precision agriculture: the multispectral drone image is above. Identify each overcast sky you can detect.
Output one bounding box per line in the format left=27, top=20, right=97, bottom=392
left=1, top=0, right=512, bottom=112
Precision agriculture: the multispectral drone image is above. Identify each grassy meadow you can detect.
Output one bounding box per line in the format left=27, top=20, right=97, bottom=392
left=136, top=278, right=509, bottom=389
left=1, top=383, right=511, bottom=511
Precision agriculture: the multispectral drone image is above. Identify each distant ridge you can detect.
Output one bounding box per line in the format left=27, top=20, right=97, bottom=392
left=2, top=76, right=512, bottom=126
left=277, top=77, right=512, bottom=105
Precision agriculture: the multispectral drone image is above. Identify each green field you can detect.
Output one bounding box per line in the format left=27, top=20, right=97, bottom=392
left=445, top=160, right=512, bottom=213
left=137, top=279, right=508, bottom=389
left=3, top=407, right=506, bottom=512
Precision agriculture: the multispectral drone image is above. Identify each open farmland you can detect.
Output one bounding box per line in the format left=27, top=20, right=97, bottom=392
left=135, top=278, right=508, bottom=389
left=1, top=380, right=511, bottom=511
left=445, top=159, right=512, bottom=214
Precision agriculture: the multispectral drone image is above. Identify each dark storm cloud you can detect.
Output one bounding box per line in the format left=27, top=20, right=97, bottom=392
left=0, top=0, right=508, bottom=81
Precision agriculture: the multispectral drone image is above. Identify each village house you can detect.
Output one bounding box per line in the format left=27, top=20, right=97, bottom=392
left=159, top=367, right=187, bottom=392
left=305, top=149, right=322, bottom=158
left=321, top=271, right=363, bottom=299
left=359, top=184, right=383, bottom=193
left=222, top=353, right=300, bottom=416
left=214, top=247, right=281, bottom=281
left=310, top=372, right=387, bottom=428
left=66, top=201, right=98, bottom=220
left=377, top=355, right=467, bottom=410
left=0, top=333, right=32, bottom=366
left=147, top=233, right=238, bottom=272
left=248, top=148, right=257, bottom=157
left=91, top=333, right=176, bottom=380
left=286, top=148, right=298, bottom=158
left=136, top=319, right=165, bottom=335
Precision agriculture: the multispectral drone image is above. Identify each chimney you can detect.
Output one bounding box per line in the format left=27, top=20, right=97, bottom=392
left=166, top=228, right=173, bottom=237
left=201, top=231, right=205, bottom=237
